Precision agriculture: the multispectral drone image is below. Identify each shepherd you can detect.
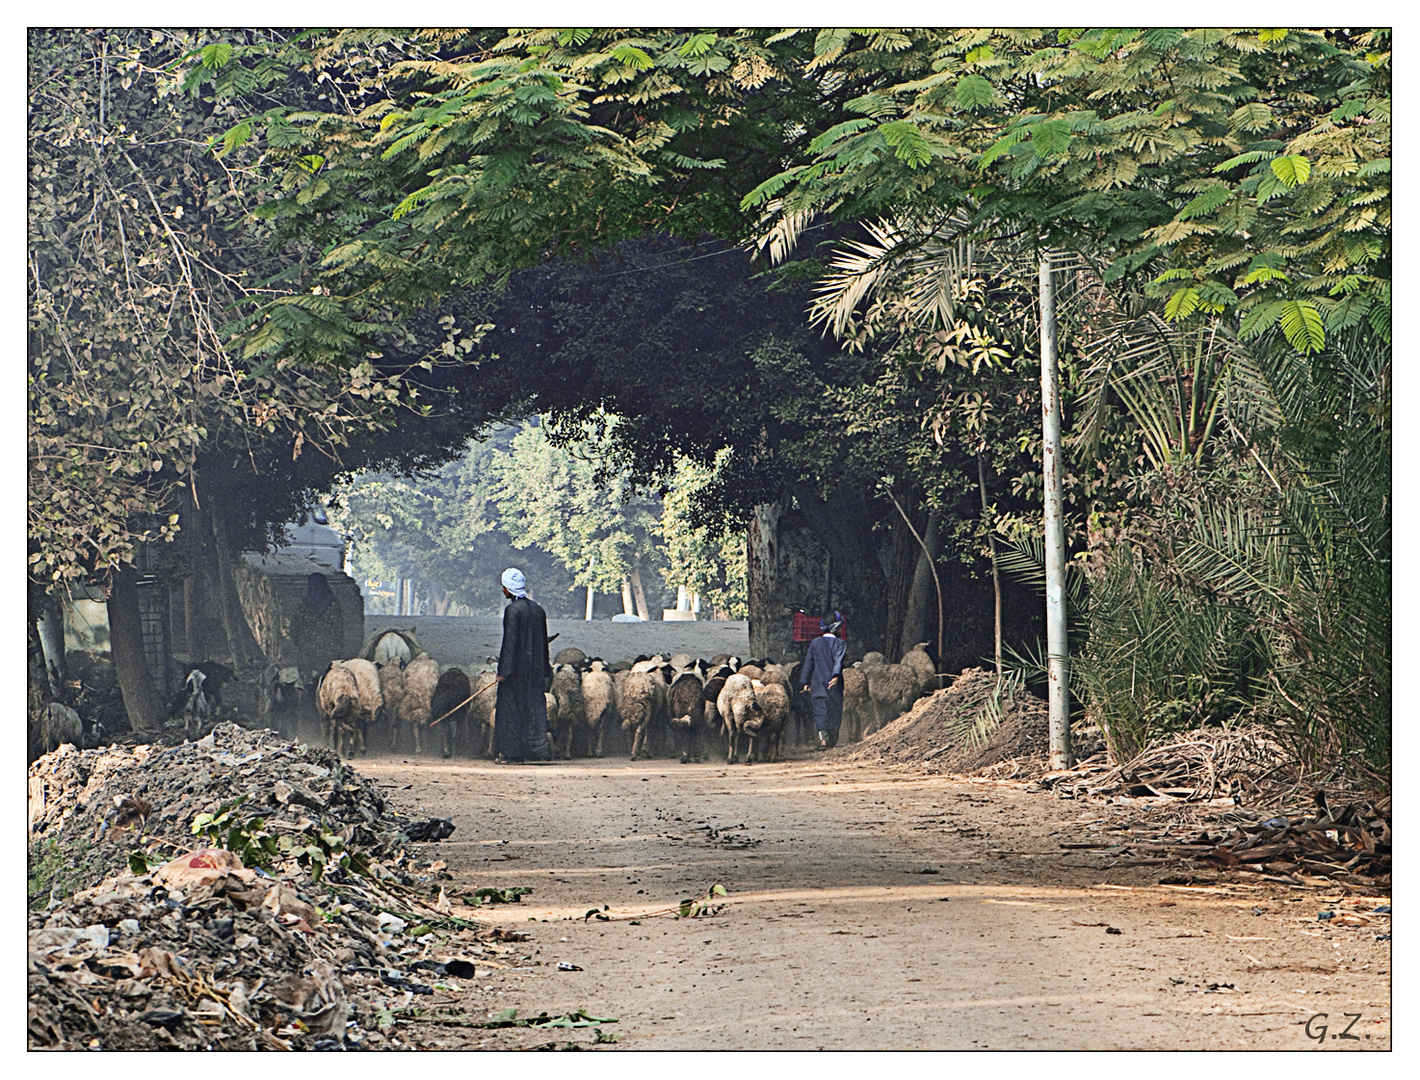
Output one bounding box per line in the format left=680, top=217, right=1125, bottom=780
left=800, top=610, right=847, bottom=750
left=494, top=567, right=553, bottom=763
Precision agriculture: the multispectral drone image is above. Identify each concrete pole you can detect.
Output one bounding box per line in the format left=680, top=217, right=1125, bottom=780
left=585, top=556, right=595, bottom=621
left=1040, top=251, right=1073, bottom=771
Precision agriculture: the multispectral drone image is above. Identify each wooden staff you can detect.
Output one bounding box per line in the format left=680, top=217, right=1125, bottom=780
left=429, top=678, right=498, bottom=727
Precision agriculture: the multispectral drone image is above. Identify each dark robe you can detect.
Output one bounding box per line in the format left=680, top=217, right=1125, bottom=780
left=495, top=595, right=552, bottom=761
left=800, top=632, right=847, bottom=738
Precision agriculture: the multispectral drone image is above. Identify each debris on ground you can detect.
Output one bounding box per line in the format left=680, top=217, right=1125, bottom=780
left=1036, top=728, right=1295, bottom=803
left=838, top=668, right=1103, bottom=776
left=25, top=723, right=547, bottom=1051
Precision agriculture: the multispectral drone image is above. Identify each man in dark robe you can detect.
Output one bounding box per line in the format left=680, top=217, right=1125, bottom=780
left=494, top=567, right=553, bottom=762
left=799, top=611, right=847, bottom=750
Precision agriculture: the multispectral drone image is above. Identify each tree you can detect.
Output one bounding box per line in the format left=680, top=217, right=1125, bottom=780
left=27, top=29, right=419, bottom=728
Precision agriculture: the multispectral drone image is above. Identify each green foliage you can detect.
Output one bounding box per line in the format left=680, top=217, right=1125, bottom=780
left=191, top=795, right=279, bottom=869
left=28, top=838, right=91, bottom=910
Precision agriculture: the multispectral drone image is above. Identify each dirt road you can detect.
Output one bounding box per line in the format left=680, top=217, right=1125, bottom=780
left=358, top=753, right=1391, bottom=1051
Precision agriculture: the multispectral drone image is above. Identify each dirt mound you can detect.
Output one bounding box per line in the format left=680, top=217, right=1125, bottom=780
left=26, top=724, right=528, bottom=1051
left=837, top=668, right=1066, bottom=776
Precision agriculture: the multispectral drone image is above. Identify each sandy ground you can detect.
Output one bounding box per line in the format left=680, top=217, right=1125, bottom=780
left=366, top=616, right=751, bottom=669
left=354, top=752, right=1392, bottom=1052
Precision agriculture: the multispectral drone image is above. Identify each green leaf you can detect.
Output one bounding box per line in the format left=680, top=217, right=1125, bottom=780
left=954, top=74, right=996, bottom=110
left=1028, top=119, right=1070, bottom=158
left=1163, top=287, right=1200, bottom=322
left=678, top=32, right=717, bottom=57
left=1277, top=299, right=1325, bottom=354
left=979, top=128, right=1026, bottom=169
left=1178, top=185, right=1231, bottom=221
left=879, top=120, right=931, bottom=167
left=1270, top=155, right=1312, bottom=188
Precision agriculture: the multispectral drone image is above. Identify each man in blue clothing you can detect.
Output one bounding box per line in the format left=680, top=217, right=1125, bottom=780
left=799, top=611, right=847, bottom=750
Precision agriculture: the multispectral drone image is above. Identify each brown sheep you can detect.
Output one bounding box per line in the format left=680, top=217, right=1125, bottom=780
left=900, top=643, right=937, bottom=698
left=549, top=664, right=586, bottom=759
left=668, top=671, right=707, bottom=763
left=377, top=660, right=407, bottom=748
left=428, top=666, right=471, bottom=758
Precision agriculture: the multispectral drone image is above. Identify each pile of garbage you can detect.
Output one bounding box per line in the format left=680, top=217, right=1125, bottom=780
left=26, top=724, right=517, bottom=1051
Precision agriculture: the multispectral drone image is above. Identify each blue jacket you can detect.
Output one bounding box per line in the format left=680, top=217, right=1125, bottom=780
left=800, top=633, right=847, bottom=698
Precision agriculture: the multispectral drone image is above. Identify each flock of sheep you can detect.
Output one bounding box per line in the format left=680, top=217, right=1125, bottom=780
left=305, top=631, right=943, bottom=763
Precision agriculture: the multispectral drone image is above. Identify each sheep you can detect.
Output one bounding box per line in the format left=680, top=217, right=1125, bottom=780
left=377, top=659, right=407, bottom=749
left=702, top=664, right=733, bottom=734
left=736, top=663, right=764, bottom=682
left=428, top=666, right=471, bottom=758
left=840, top=666, right=869, bottom=743
left=716, top=673, right=764, bottom=765
left=618, top=671, right=660, bottom=760
left=549, top=664, right=586, bottom=759
left=860, top=651, right=887, bottom=669
left=667, top=671, right=708, bottom=763
left=318, top=660, right=380, bottom=757
left=900, top=642, right=937, bottom=698
left=581, top=660, right=616, bottom=758
left=399, top=653, right=440, bottom=754
left=752, top=681, right=791, bottom=763
left=554, top=647, right=588, bottom=668
left=38, top=702, right=82, bottom=757
left=865, top=663, right=918, bottom=735
left=668, top=652, right=694, bottom=672
left=465, top=671, right=499, bottom=757
left=630, top=654, right=666, bottom=674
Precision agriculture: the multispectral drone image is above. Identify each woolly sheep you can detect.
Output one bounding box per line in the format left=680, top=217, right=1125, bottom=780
left=429, top=666, right=471, bottom=759
left=736, top=663, right=764, bottom=683
left=581, top=660, right=616, bottom=758
left=377, top=660, right=407, bottom=743
left=554, top=647, right=588, bottom=668
left=549, top=664, right=586, bottom=759
left=667, top=671, right=708, bottom=763
left=865, top=663, right=918, bottom=735
left=840, top=666, right=869, bottom=743
left=37, top=702, right=82, bottom=757
left=900, top=642, right=937, bottom=697
left=318, top=659, right=381, bottom=757
left=716, top=673, right=763, bottom=765
left=860, top=651, right=887, bottom=669
left=398, top=653, right=439, bottom=754
left=618, top=670, right=659, bottom=760
left=465, top=671, right=499, bottom=757
left=751, top=680, right=791, bottom=763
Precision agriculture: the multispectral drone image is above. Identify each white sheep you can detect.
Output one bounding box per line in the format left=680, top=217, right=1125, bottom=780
left=318, top=660, right=381, bottom=757
left=37, top=702, right=81, bottom=757
left=578, top=661, right=615, bottom=758
left=618, top=670, right=660, bottom=760
left=399, top=653, right=439, bottom=754
left=716, top=673, right=764, bottom=765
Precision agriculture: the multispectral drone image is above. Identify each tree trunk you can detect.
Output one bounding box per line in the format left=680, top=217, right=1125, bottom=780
left=884, top=495, right=921, bottom=661
left=37, top=595, right=68, bottom=693
left=788, top=484, right=890, bottom=656
left=978, top=455, right=1003, bottom=676
left=108, top=563, right=164, bottom=731
left=208, top=497, right=263, bottom=669
left=433, top=589, right=451, bottom=616
left=628, top=568, right=650, bottom=621
left=901, top=509, right=942, bottom=658
left=621, top=576, right=634, bottom=615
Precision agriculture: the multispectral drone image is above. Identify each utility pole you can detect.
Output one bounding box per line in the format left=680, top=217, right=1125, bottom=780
left=1040, top=252, right=1073, bottom=770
